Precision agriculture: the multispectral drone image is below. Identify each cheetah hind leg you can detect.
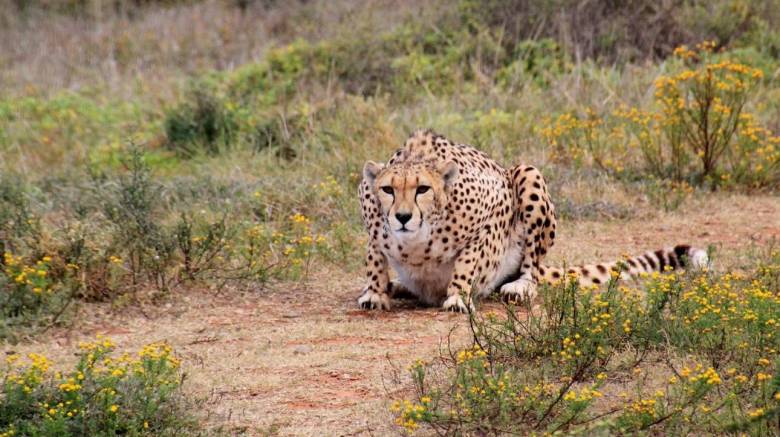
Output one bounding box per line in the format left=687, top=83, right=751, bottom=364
left=500, top=164, right=556, bottom=306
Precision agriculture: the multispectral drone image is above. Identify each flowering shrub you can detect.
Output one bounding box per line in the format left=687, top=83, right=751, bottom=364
left=0, top=336, right=193, bottom=436
left=655, top=42, right=767, bottom=184
left=237, top=212, right=330, bottom=283
left=538, top=43, right=779, bottom=189
left=0, top=252, right=74, bottom=340
left=2, top=254, right=55, bottom=319
left=393, top=252, right=780, bottom=434
left=538, top=111, right=598, bottom=167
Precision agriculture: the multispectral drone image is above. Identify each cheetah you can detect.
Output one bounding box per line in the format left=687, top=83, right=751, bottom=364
left=357, top=129, right=709, bottom=312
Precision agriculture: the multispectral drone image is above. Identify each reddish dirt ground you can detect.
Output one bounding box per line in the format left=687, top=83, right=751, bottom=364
left=3, top=194, right=778, bottom=435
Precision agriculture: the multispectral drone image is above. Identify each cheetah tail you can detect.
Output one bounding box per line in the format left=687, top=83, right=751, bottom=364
left=538, top=245, right=709, bottom=287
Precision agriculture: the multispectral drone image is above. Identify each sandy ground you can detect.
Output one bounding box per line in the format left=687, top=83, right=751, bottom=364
left=3, top=194, right=779, bottom=436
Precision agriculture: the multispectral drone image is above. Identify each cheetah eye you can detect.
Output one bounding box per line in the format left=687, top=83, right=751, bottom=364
left=416, top=185, right=430, bottom=195
left=380, top=186, right=394, bottom=195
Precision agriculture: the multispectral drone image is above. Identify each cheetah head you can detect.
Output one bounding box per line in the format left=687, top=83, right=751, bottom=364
left=363, top=159, right=459, bottom=241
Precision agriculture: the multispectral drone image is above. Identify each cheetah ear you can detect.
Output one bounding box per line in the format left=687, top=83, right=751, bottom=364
left=363, top=161, right=384, bottom=184
left=438, top=161, right=459, bottom=187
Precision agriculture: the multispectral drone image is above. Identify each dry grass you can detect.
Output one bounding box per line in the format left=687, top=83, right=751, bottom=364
left=2, top=193, right=776, bottom=435
left=0, top=0, right=424, bottom=98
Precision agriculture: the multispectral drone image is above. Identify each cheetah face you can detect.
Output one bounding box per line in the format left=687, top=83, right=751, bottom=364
left=363, top=160, right=458, bottom=241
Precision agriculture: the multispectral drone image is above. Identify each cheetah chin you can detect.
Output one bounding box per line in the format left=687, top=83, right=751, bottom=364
left=357, top=129, right=709, bottom=312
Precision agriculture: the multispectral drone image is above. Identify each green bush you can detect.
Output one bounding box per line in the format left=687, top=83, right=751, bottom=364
left=164, top=82, right=237, bottom=157
left=0, top=175, right=40, bottom=255
left=98, top=148, right=177, bottom=293
left=0, top=252, right=75, bottom=342
left=2, top=142, right=356, bottom=315
left=496, top=38, right=571, bottom=89
left=0, top=337, right=195, bottom=436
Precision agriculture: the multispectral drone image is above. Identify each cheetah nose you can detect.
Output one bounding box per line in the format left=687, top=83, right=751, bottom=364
left=395, top=212, right=412, bottom=225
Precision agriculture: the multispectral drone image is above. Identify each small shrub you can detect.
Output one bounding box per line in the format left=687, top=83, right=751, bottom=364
left=390, top=29, right=470, bottom=97
left=228, top=39, right=313, bottom=106
left=232, top=212, right=330, bottom=284
left=537, top=111, right=597, bottom=167
left=1, top=253, right=56, bottom=320
left=0, top=175, right=41, bottom=255
left=642, top=178, right=695, bottom=212
left=99, top=148, right=176, bottom=294
left=0, top=251, right=75, bottom=341
left=0, top=336, right=195, bottom=436
left=174, top=212, right=232, bottom=283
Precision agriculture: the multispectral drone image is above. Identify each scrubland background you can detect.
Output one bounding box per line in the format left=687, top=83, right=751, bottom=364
left=1, top=0, right=779, bottom=435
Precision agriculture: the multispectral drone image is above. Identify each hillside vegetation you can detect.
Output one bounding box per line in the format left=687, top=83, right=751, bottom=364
left=1, top=0, right=779, bottom=435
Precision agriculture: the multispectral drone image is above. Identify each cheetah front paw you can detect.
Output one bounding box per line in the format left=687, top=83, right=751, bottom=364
left=358, top=289, right=391, bottom=310
left=500, top=278, right=537, bottom=304
left=441, top=294, right=474, bottom=313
